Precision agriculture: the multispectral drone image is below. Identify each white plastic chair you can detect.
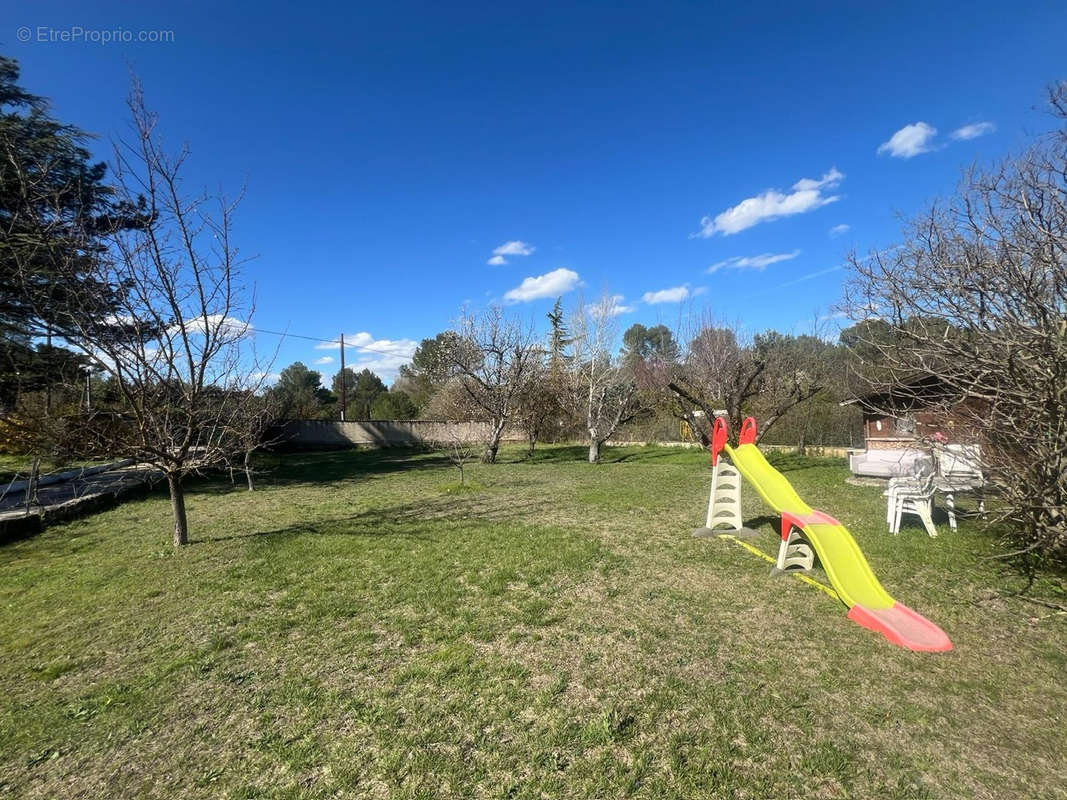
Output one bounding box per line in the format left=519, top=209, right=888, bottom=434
left=886, top=461, right=938, bottom=537
left=883, top=455, right=932, bottom=527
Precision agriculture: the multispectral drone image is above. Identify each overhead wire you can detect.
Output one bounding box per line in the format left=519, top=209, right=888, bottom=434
left=250, top=326, right=416, bottom=358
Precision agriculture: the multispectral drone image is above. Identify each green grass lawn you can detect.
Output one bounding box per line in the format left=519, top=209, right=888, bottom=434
left=1, top=445, right=1064, bottom=799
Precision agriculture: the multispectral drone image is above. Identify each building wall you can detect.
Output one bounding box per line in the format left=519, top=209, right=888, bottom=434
left=863, top=407, right=975, bottom=447
left=865, top=437, right=922, bottom=451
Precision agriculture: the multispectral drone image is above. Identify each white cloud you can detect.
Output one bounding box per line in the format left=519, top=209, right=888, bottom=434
left=818, top=310, right=848, bottom=322
left=488, top=239, right=535, bottom=265
left=790, top=170, right=844, bottom=192
left=503, top=268, right=580, bottom=302
left=313, top=356, right=334, bottom=365
left=950, top=121, right=995, bottom=141
left=707, top=249, right=800, bottom=274
left=828, top=224, right=850, bottom=238
left=642, top=285, right=690, bottom=304
left=350, top=353, right=414, bottom=378
left=693, top=168, right=844, bottom=237
left=877, top=122, right=937, bottom=158
left=588, top=294, right=635, bottom=318
left=168, top=314, right=251, bottom=338
left=496, top=240, right=535, bottom=256
left=336, top=332, right=417, bottom=356
left=101, top=313, right=136, bottom=326
left=311, top=332, right=418, bottom=379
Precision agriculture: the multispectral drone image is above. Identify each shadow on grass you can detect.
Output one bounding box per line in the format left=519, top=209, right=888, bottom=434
left=745, top=514, right=779, bottom=532
left=612, top=448, right=702, bottom=464
left=513, top=445, right=702, bottom=466
left=181, top=448, right=453, bottom=498
left=506, top=445, right=588, bottom=464
left=194, top=493, right=545, bottom=545
left=746, top=504, right=958, bottom=536
left=764, top=452, right=846, bottom=472
left=265, top=447, right=452, bottom=484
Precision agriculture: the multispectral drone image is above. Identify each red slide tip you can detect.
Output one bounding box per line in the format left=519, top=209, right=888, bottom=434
left=847, top=603, right=953, bottom=652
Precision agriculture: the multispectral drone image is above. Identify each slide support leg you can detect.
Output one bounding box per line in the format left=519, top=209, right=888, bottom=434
left=772, top=522, right=815, bottom=575
left=774, top=536, right=790, bottom=571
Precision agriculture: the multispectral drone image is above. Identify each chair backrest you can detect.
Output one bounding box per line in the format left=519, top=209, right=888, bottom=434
left=915, top=459, right=937, bottom=487
left=889, top=458, right=937, bottom=495
left=888, top=449, right=928, bottom=474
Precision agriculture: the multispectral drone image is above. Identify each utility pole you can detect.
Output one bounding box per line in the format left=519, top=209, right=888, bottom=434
left=339, top=333, right=346, bottom=422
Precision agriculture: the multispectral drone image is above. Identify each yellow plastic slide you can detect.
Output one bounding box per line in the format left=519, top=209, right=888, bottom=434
left=722, top=440, right=952, bottom=651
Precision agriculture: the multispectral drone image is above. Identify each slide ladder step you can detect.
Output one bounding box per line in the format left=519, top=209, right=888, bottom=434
left=705, top=461, right=743, bottom=531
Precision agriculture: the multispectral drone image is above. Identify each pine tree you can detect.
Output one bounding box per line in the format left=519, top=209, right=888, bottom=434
left=546, top=296, right=571, bottom=384
left=0, top=55, right=141, bottom=407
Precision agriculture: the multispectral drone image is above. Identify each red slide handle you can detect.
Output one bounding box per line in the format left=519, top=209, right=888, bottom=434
left=710, top=416, right=728, bottom=465
left=738, top=416, right=758, bottom=445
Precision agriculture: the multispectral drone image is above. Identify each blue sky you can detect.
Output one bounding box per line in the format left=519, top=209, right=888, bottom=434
left=5, top=0, right=1065, bottom=381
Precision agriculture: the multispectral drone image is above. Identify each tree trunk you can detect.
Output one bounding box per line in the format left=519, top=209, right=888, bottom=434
left=482, top=418, right=505, bottom=464
left=527, top=428, right=537, bottom=457
left=728, top=404, right=742, bottom=441
left=244, top=448, right=255, bottom=491
left=167, top=472, right=189, bottom=547
left=588, top=438, right=601, bottom=464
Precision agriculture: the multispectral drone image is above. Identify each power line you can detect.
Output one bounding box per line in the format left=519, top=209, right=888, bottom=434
left=251, top=326, right=416, bottom=359
left=252, top=328, right=334, bottom=343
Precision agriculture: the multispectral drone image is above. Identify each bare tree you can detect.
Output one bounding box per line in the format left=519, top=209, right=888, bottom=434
left=17, top=84, right=273, bottom=546
left=841, top=83, right=1067, bottom=564
left=430, top=425, right=478, bottom=485
left=444, top=306, right=539, bottom=463
left=224, top=391, right=281, bottom=492
left=660, top=315, right=831, bottom=446
left=566, top=292, right=644, bottom=463
left=515, top=350, right=565, bottom=456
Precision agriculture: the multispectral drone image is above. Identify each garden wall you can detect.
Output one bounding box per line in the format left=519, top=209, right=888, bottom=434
left=269, top=420, right=524, bottom=449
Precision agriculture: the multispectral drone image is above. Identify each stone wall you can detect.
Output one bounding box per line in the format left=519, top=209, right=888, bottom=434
left=268, top=419, right=523, bottom=449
